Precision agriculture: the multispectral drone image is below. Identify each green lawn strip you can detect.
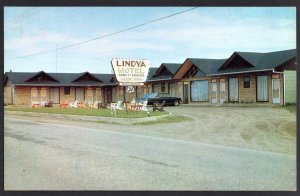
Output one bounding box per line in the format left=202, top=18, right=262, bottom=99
left=4, top=107, right=167, bottom=118
left=133, top=114, right=193, bottom=125
left=282, top=104, right=296, bottom=114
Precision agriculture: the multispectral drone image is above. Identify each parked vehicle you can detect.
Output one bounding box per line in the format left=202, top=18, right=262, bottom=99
left=136, top=92, right=182, bottom=106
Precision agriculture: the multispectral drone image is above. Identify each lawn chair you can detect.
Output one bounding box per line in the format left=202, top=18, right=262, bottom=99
left=69, top=100, right=78, bottom=108
left=40, top=100, right=47, bottom=107
left=60, top=100, right=69, bottom=109
left=78, top=101, right=88, bottom=108
left=45, top=101, right=53, bottom=107
left=98, top=102, right=107, bottom=109
left=141, top=100, right=148, bottom=112
left=111, top=101, right=123, bottom=110
left=32, top=101, right=40, bottom=108
left=127, top=99, right=136, bottom=110
left=89, top=101, right=99, bottom=108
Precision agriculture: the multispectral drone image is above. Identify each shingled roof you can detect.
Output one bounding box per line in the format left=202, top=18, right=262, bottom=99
left=160, top=63, right=182, bottom=75
left=147, top=63, right=182, bottom=82
left=236, top=49, right=296, bottom=68
left=4, top=49, right=296, bottom=85
left=187, top=58, right=227, bottom=75
left=4, top=71, right=117, bottom=86
left=210, top=49, right=296, bottom=76
left=146, top=67, right=159, bottom=81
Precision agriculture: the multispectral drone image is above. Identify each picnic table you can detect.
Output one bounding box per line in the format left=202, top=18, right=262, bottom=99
left=125, top=103, right=143, bottom=111
left=97, top=103, right=107, bottom=109
left=153, top=101, right=165, bottom=112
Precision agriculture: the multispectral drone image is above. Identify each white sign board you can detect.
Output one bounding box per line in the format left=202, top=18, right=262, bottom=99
left=119, top=82, right=144, bottom=86
left=111, top=58, right=150, bottom=85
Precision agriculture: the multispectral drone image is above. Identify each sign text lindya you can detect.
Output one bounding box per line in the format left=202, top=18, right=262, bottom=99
left=111, top=59, right=150, bottom=84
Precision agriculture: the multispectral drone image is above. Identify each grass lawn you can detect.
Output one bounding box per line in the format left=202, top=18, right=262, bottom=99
left=133, top=114, right=193, bottom=125
left=4, top=106, right=168, bottom=118
left=283, top=104, right=296, bottom=114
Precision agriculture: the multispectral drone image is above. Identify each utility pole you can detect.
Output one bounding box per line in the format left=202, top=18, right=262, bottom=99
left=56, top=44, right=58, bottom=73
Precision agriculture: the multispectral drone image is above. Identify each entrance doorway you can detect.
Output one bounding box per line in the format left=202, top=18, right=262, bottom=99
left=257, top=76, right=268, bottom=102
left=229, top=78, right=238, bottom=102
left=75, top=88, right=85, bottom=102
left=183, top=83, right=189, bottom=104
left=272, top=79, right=280, bottom=104
left=219, top=82, right=226, bottom=103
left=211, top=82, right=217, bottom=104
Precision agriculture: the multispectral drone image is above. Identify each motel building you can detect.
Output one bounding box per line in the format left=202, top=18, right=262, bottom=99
left=4, top=49, right=296, bottom=107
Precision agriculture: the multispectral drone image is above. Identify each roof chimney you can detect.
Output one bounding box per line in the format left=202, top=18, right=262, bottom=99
left=10, top=70, right=12, bottom=72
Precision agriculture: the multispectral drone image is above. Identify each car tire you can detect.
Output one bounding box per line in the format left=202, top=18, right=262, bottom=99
left=173, top=100, right=179, bottom=106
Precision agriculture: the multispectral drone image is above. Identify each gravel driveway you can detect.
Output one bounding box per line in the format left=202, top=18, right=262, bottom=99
left=5, top=105, right=296, bottom=155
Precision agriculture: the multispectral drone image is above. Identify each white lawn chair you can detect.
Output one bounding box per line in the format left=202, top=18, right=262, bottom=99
left=40, top=100, right=47, bottom=107
left=141, top=100, right=148, bottom=112
left=111, top=101, right=123, bottom=110
left=89, top=100, right=99, bottom=108
left=69, top=100, right=78, bottom=108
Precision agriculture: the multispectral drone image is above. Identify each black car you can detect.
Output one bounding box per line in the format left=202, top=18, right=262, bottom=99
left=136, top=92, right=182, bottom=106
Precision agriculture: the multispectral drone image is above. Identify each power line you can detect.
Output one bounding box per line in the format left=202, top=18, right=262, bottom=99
left=7, top=7, right=198, bottom=60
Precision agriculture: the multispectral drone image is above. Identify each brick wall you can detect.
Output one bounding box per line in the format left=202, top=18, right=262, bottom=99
left=177, top=71, right=284, bottom=105
left=59, top=87, right=76, bottom=103
left=14, top=86, right=31, bottom=105
left=4, top=86, right=12, bottom=104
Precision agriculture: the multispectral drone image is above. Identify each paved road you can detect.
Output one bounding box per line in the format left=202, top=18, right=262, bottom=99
left=4, top=117, right=296, bottom=190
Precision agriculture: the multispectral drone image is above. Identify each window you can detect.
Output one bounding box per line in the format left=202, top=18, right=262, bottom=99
left=153, top=84, right=160, bottom=92
left=257, top=76, right=268, bottom=101
left=191, top=80, right=209, bottom=102
left=161, top=83, right=165, bottom=92
left=64, top=87, right=70, bottom=95
left=244, top=76, right=250, bottom=88
left=168, top=82, right=176, bottom=97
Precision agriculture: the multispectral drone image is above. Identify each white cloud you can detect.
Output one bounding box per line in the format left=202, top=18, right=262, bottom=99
left=5, top=32, right=82, bottom=56
left=4, top=8, right=296, bottom=73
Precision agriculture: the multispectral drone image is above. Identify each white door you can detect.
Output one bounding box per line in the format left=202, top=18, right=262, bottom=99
left=86, top=88, right=93, bottom=104
left=272, top=79, right=280, bottom=104
left=49, top=88, right=59, bottom=103
left=257, top=76, right=268, bottom=102
left=40, top=88, right=48, bottom=106
left=95, top=88, right=102, bottom=102
left=219, top=82, right=226, bottom=104
left=211, top=83, right=217, bottom=104
left=169, top=83, right=176, bottom=97
left=229, top=78, right=238, bottom=102
left=31, top=88, right=39, bottom=106
left=75, top=88, right=85, bottom=102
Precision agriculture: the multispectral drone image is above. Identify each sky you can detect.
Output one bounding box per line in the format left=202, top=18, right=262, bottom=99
left=4, top=7, right=296, bottom=74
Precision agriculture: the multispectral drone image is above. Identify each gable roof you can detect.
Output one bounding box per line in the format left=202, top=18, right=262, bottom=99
left=158, top=63, right=182, bottom=75
left=237, top=49, right=296, bottom=68
left=188, top=58, right=227, bottom=75
left=25, top=71, right=59, bottom=82
left=72, top=71, right=103, bottom=82
left=93, top=73, right=116, bottom=86
left=149, top=63, right=182, bottom=81
left=211, top=49, right=296, bottom=75
left=146, top=67, right=158, bottom=81
left=4, top=71, right=116, bottom=86
left=173, top=58, right=227, bottom=79
left=5, top=72, right=36, bottom=84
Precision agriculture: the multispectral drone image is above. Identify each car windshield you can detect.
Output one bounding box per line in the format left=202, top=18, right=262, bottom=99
left=159, top=93, right=169, bottom=97
left=142, top=93, right=158, bottom=99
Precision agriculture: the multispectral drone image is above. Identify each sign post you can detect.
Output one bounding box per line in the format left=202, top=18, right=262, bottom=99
left=111, top=58, right=150, bottom=113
